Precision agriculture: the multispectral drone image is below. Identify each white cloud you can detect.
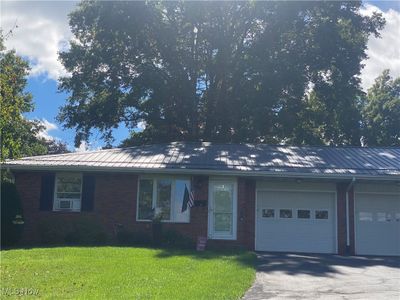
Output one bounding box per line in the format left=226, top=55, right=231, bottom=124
left=1, top=1, right=77, bottom=80
left=75, top=140, right=102, bottom=152
left=360, top=4, right=400, bottom=90
left=137, top=120, right=147, bottom=132
left=36, top=118, right=58, bottom=141
left=75, top=140, right=88, bottom=152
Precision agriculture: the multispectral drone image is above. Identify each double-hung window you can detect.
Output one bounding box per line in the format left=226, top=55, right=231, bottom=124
left=137, top=177, right=191, bottom=223
left=53, top=173, right=82, bottom=212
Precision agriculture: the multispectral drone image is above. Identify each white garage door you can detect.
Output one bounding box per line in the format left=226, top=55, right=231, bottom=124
left=355, top=193, right=400, bottom=256
left=256, top=190, right=336, bottom=254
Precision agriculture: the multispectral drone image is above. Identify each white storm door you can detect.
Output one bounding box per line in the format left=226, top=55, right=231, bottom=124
left=208, top=180, right=237, bottom=240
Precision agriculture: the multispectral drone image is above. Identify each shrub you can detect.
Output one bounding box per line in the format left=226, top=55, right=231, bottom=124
left=116, top=229, right=194, bottom=249
left=64, top=219, right=108, bottom=245
left=38, top=217, right=108, bottom=245
left=161, top=230, right=195, bottom=249
left=1, top=181, right=24, bottom=247
left=38, top=218, right=65, bottom=244
left=116, top=230, right=152, bottom=246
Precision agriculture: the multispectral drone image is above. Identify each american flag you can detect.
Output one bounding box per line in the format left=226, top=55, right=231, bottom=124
left=181, top=184, right=195, bottom=212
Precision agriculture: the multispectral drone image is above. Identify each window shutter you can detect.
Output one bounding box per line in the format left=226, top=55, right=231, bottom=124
left=39, top=173, right=55, bottom=211
left=81, top=175, right=95, bottom=212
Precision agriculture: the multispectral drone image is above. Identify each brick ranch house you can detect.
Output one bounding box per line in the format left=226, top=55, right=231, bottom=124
left=4, top=142, right=400, bottom=256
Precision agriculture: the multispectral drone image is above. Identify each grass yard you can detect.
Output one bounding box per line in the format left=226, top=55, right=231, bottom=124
left=1, top=247, right=256, bottom=299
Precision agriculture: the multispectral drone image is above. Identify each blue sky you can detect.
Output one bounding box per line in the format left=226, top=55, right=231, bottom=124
left=2, top=1, right=399, bottom=151
left=25, top=76, right=130, bottom=150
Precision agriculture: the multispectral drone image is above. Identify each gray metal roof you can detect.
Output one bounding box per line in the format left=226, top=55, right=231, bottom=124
left=3, top=142, right=400, bottom=179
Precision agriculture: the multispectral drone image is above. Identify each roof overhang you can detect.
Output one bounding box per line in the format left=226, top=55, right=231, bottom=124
left=4, top=164, right=400, bottom=182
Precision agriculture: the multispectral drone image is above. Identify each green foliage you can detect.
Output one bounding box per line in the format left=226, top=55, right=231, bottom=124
left=1, top=247, right=256, bottom=299
left=38, top=217, right=107, bottom=245
left=362, top=70, right=400, bottom=146
left=117, top=228, right=195, bottom=249
left=161, top=229, right=195, bottom=249
left=116, top=229, right=153, bottom=246
left=0, top=35, right=35, bottom=160
left=0, top=34, right=70, bottom=161
left=1, top=181, right=24, bottom=247
left=58, top=1, right=385, bottom=147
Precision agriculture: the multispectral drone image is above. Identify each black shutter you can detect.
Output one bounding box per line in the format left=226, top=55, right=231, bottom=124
left=39, top=173, right=55, bottom=211
left=81, top=175, right=95, bottom=212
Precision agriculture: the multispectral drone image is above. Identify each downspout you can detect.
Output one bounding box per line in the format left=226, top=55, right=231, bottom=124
left=346, top=177, right=356, bottom=251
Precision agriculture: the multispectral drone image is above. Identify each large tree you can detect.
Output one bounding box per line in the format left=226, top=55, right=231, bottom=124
left=0, top=34, right=69, bottom=162
left=58, top=1, right=384, bottom=147
left=362, top=70, right=400, bottom=146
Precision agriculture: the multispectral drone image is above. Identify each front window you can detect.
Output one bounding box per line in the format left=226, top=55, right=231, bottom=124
left=53, top=173, right=82, bottom=212
left=137, top=177, right=190, bottom=223
left=138, top=179, right=153, bottom=220
left=156, top=179, right=172, bottom=220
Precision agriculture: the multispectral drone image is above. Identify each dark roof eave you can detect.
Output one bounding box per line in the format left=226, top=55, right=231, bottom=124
left=3, top=164, right=400, bottom=181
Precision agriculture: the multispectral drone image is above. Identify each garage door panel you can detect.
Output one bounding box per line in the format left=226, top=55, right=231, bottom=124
left=355, top=193, right=400, bottom=256
left=256, top=190, right=336, bottom=254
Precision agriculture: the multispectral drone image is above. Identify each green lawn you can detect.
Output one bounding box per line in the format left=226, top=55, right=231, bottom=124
left=1, top=247, right=256, bottom=299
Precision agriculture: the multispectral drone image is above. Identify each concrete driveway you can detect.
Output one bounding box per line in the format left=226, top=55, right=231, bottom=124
left=243, top=252, right=400, bottom=300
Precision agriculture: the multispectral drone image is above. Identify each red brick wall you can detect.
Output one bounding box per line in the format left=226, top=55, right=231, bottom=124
left=14, top=172, right=257, bottom=249
left=348, top=186, right=355, bottom=254
left=238, top=178, right=256, bottom=250
left=14, top=172, right=357, bottom=253
left=336, top=182, right=355, bottom=255
left=14, top=172, right=141, bottom=244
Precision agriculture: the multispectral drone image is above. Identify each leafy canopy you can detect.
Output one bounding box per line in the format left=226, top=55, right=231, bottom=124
left=362, top=70, right=400, bottom=146
left=0, top=34, right=69, bottom=162
left=58, top=1, right=385, bottom=146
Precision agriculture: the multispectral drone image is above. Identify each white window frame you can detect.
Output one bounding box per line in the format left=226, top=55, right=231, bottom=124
left=208, top=179, right=238, bottom=240
left=53, top=173, right=82, bottom=212
left=136, top=176, right=191, bottom=223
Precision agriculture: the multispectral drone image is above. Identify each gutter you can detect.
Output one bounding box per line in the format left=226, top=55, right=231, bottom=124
left=345, top=177, right=356, bottom=251
left=2, top=164, right=400, bottom=181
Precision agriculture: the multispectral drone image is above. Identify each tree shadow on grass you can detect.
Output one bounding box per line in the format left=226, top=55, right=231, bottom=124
left=154, top=247, right=257, bottom=269
left=254, top=252, right=400, bottom=277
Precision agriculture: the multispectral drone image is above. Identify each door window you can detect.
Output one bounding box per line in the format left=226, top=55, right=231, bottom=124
left=315, top=210, right=329, bottom=220
left=279, top=209, right=292, bottom=218
left=262, top=209, right=275, bottom=218
left=359, top=212, right=373, bottom=221
left=297, top=209, right=311, bottom=219
left=209, top=181, right=237, bottom=239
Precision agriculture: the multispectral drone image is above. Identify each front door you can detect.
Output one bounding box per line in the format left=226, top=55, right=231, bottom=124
left=208, top=180, right=237, bottom=240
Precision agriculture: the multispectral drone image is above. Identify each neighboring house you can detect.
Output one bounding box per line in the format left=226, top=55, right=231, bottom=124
left=3, top=142, right=400, bottom=256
